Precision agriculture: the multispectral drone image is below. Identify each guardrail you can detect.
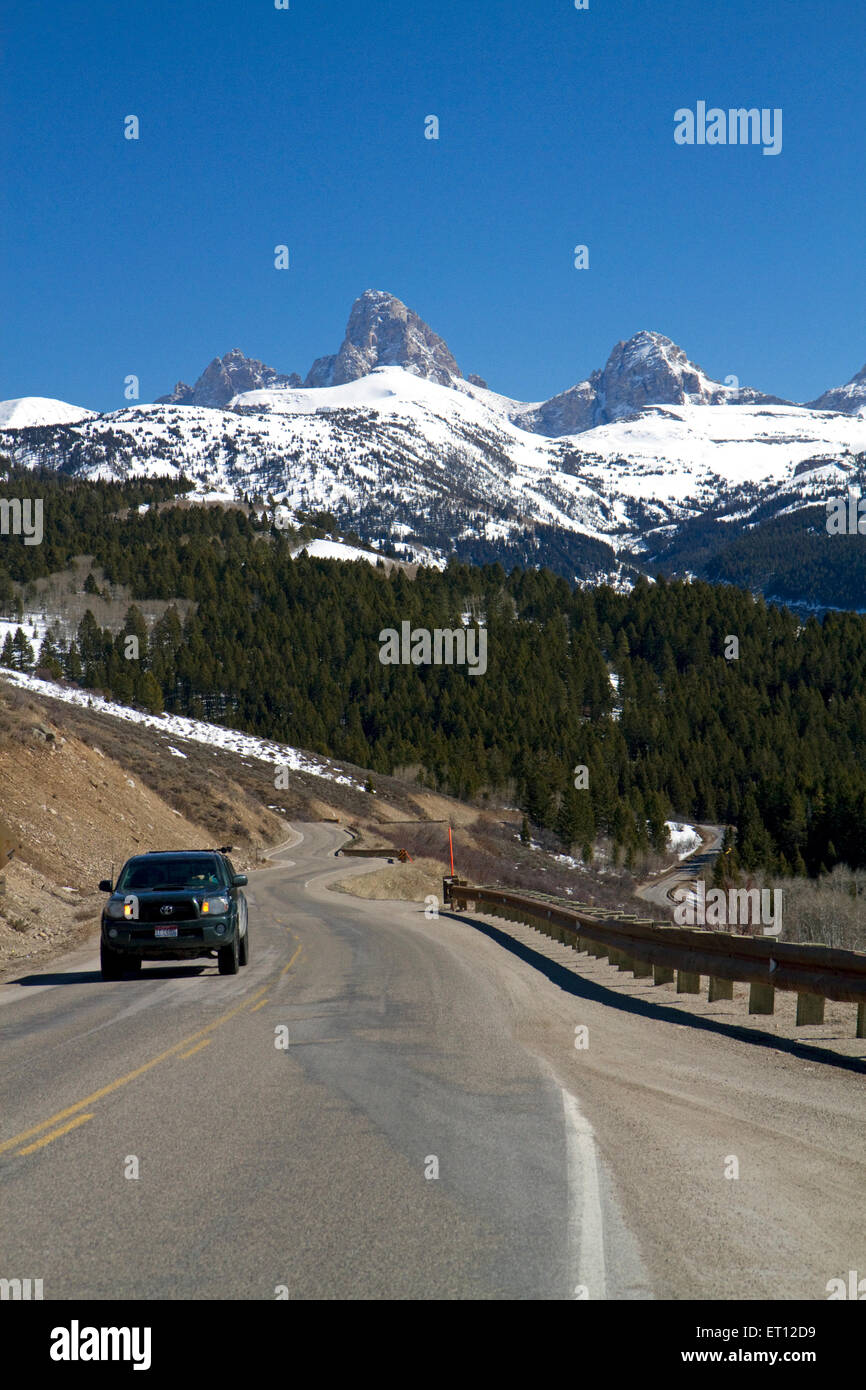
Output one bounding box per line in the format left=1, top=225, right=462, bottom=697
left=337, top=846, right=411, bottom=862
left=443, top=880, right=866, bottom=1036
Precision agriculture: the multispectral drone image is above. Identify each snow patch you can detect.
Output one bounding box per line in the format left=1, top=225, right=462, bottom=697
left=0, top=668, right=363, bottom=788
left=666, top=821, right=701, bottom=859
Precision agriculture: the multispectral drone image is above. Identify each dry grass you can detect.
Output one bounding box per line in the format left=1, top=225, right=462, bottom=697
left=334, top=819, right=654, bottom=917
left=330, top=857, right=445, bottom=903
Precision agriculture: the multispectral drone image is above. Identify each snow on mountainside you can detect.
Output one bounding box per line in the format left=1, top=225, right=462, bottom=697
left=0, top=369, right=611, bottom=544
left=807, top=363, right=866, bottom=416
left=0, top=397, right=95, bottom=428
left=507, top=330, right=789, bottom=438
left=3, top=367, right=866, bottom=577
left=0, top=668, right=363, bottom=787
left=552, top=402, right=866, bottom=501
left=137, top=285, right=866, bottom=441
left=3, top=288, right=866, bottom=588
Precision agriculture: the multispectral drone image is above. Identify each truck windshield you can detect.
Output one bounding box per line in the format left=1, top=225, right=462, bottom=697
left=116, top=858, right=223, bottom=892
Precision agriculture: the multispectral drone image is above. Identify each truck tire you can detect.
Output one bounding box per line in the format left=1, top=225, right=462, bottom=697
left=101, top=941, right=125, bottom=981
left=218, top=931, right=240, bottom=975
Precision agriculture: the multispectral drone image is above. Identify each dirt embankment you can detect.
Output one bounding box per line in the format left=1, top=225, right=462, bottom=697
left=0, top=699, right=224, bottom=974
left=0, top=679, right=510, bottom=976
left=330, top=857, right=446, bottom=905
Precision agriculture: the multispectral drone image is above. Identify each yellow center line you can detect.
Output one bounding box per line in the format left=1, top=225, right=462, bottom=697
left=249, top=998, right=268, bottom=1013
left=280, top=942, right=303, bottom=977
left=2, top=931, right=306, bottom=1159
left=17, top=1114, right=94, bottom=1156
left=179, top=1039, right=212, bottom=1059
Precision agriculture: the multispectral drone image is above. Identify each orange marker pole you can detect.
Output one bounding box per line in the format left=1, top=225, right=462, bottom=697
left=448, top=825, right=455, bottom=876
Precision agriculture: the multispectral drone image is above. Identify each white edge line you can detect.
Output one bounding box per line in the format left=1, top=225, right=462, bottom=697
left=562, top=1087, right=607, bottom=1300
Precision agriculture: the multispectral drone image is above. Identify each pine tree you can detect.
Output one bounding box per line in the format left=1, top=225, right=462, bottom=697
left=11, top=627, right=35, bottom=672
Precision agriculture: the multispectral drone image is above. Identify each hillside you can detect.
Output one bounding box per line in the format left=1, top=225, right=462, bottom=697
left=0, top=651, right=686, bottom=979
left=5, top=477, right=866, bottom=883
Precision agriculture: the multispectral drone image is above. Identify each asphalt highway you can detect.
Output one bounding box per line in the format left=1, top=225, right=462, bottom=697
left=0, top=824, right=862, bottom=1300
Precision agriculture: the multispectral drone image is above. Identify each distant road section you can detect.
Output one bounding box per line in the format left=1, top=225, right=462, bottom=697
left=636, top=824, right=725, bottom=912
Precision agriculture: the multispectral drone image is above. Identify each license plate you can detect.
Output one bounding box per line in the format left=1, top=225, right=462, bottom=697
left=154, top=927, right=178, bottom=938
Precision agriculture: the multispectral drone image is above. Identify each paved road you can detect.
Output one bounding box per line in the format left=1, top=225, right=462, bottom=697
left=0, top=823, right=863, bottom=1301
left=636, top=824, right=725, bottom=912
left=0, top=824, right=644, bottom=1299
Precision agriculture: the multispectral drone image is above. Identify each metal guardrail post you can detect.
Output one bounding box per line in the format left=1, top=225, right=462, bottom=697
left=708, top=977, right=734, bottom=1002
left=653, top=965, right=675, bottom=985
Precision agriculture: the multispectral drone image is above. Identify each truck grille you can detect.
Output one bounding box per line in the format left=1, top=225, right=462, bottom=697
left=135, top=898, right=200, bottom=923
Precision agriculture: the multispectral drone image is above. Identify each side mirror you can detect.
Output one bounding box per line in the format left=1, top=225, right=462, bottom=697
left=99, top=879, right=113, bottom=893
left=232, top=874, right=248, bottom=887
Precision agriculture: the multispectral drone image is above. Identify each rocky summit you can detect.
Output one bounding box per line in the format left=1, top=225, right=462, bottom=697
left=155, top=348, right=302, bottom=409
left=807, top=363, right=866, bottom=416
left=304, top=289, right=462, bottom=388
left=512, top=330, right=788, bottom=437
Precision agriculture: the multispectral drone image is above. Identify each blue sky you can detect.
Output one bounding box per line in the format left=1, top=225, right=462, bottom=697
left=1, top=0, right=863, bottom=412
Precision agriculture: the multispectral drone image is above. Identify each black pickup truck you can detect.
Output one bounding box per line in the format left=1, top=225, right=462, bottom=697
left=99, top=848, right=249, bottom=980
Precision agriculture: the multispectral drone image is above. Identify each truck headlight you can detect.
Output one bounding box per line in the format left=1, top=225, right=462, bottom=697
left=201, top=895, right=230, bottom=915
left=105, top=901, right=127, bottom=919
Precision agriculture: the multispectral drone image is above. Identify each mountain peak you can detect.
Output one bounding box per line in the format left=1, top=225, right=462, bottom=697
left=305, top=290, right=461, bottom=388
left=807, top=361, right=866, bottom=415
left=156, top=349, right=301, bottom=408
left=515, top=330, right=787, bottom=436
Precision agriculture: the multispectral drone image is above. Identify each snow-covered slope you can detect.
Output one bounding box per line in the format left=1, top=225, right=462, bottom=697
left=503, top=330, right=788, bottom=438
left=0, top=397, right=96, bottom=428
left=0, top=667, right=363, bottom=787
left=807, top=363, right=866, bottom=416
left=296, top=538, right=383, bottom=565
left=553, top=402, right=866, bottom=505
left=3, top=366, right=866, bottom=575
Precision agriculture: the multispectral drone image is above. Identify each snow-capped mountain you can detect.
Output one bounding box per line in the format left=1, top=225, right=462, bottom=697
left=4, top=363, right=866, bottom=580
left=155, top=348, right=302, bottom=408
left=509, top=330, right=789, bottom=438
left=149, top=292, right=798, bottom=437
left=3, top=289, right=866, bottom=596
left=0, top=397, right=96, bottom=428
left=807, top=362, right=866, bottom=416
left=304, top=289, right=463, bottom=388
